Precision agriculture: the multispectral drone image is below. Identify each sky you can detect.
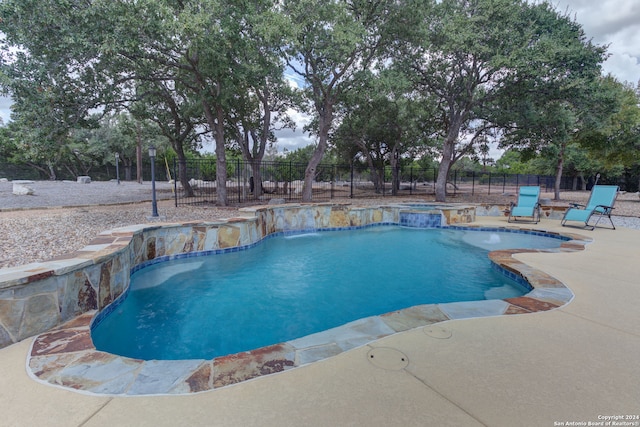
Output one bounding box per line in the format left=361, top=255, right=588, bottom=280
left=555, top=0, right=640, bottom=85
left=1, top=0, right=639, bottom=155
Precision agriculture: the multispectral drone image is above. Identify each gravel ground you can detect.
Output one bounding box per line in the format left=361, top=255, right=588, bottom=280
left=1, top=180, right=639, bottom=269
left=0, top=180, right=175, bottom=209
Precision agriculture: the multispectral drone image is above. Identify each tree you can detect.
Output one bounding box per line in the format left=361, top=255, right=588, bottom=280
left=1, top=0, right=287, bottom=206
left=584, top=80, right=640, bottom=190
left=228, top=63, right=296, bottom=198
left=498, top=73, right=619, bottom=199
left=281, top=0, right=397, bottom=202
left=131, top=78, right=204, bottom=193
left=398, top=0, right=608, bottom=202
left=332, top=69, right=438, bottom=194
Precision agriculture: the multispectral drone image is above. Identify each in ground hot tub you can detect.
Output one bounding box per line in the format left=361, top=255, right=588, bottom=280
left=392, top=203, right=476, bottom=227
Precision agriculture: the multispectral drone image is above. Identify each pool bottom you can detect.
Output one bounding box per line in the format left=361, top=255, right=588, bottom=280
left=26, top=225, right=588, bottom=397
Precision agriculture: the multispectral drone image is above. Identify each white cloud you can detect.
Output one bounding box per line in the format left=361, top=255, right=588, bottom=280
left=0, top=96, right=12, bottom=124
left=555, top=0, right=640, bottom=84
left=602, top=52, right=640, bottom=85
left=274, top=128, right=315, bottom=153
left=273, top=107, right=313, bottom=153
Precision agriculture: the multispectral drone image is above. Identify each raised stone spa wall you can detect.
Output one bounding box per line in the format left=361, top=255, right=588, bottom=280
left=0, top=203, right=426, bottom=350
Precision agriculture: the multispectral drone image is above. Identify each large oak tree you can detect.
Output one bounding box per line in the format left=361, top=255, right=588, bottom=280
left=398, top=0, right=607, bottom=201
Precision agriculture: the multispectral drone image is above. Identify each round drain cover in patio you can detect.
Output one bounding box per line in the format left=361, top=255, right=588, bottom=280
left=423, top=325, right=452, bottom=339
left=367, top=347, right=409, bottom=370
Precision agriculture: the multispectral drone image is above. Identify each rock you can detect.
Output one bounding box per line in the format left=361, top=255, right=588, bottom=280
left=12, top=180, right=35, bottom=195
left=269, top=198, right=286, bottom=205
left=77, top=176, right=91, bottom=184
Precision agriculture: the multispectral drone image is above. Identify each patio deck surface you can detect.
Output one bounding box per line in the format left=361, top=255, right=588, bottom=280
left=1, top=217, right=639, bottom=427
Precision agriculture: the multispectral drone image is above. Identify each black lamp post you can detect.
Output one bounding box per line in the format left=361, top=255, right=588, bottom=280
left=115, top=152, right=120, bottom=185
left=149, top=146, right=159, bottom=217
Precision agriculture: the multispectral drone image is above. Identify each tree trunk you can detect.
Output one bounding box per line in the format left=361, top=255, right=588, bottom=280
left=202, top=100, right=228, bottom=206
left=124, top=162, right=132, bottom=181
left=136, top=124, right=142, bottom=183
left=436, top=136, right=456, bottom=202
left=214, top=109, right=227, bottom=206
left=370, top=167, right=383, bottom=193
left=47, top=163, right=56, bottom=180
left=391, top=150, right=399, bottom=196
left=250, top=161, right=263, bottom=197
left=553, top=152, right=564, bottom=201
left=175, top=148, right=194, bottom=198
left=302, top=143, right=325, bottom=202
left=435, top=116, right=464, bottom=202
left=365, top=153, right=381, bottom=193
left=435, top=160, right=450, bottom=202
left=302, top=103, right=332, bottom=202
left=238, top=129, right=266, bottom=198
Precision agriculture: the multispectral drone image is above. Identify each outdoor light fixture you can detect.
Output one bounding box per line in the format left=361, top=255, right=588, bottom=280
left=149, top=146, right=159, bottom=217
left=115, top=152, right=120, bottom=185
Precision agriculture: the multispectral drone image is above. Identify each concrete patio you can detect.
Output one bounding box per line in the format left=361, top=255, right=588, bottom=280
left=1, top=216, right=639, bottom=427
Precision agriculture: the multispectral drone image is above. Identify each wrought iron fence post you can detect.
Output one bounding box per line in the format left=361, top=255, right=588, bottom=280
left=433, top=168, right=436, bottom=192
left=237, top=159, right=241, bottom=203
left=472, top=171, right=475, bottom=195
left=173, top=158, right=178, bottom=207
left=453, top=170, right=457, bottom=196
left=488, top=172, right=491, bottom=195
left=289, top=161, right=293, bottom=201
left=350, top=163, right=354, bottom=198
left=410, top=167, right=413, bottom=195
left=330, top=165, right=337, bottom=200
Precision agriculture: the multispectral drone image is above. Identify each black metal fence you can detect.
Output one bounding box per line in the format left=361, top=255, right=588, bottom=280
left=170, top=159, right=609, bottom=206
left=2, top=157, right=628, bottom=206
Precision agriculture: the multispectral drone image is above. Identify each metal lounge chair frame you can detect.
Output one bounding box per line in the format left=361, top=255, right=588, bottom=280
left=508, top=186, right=541, bottom=224
left=561, top=185, right=619, bottom=230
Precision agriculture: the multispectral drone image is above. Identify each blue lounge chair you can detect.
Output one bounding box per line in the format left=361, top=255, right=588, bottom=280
left=508, top=186, right=541, bottom=224
left=561, top=185, right=619, bottom=230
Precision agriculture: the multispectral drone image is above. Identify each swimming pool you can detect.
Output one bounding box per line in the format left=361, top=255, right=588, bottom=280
left=91, top=226, right=564, bottom=361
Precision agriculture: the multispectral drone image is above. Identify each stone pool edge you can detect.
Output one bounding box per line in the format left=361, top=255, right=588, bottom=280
left=24, top=221, right=591, bottom=396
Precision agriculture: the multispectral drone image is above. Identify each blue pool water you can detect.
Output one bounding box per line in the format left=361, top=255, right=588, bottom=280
left=91, top=226, right=564, bottom=361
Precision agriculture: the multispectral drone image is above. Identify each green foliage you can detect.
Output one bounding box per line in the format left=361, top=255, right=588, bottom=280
left=282, top=145, right=317, bottom=165
left=586, top=80, right=640, bottom=169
